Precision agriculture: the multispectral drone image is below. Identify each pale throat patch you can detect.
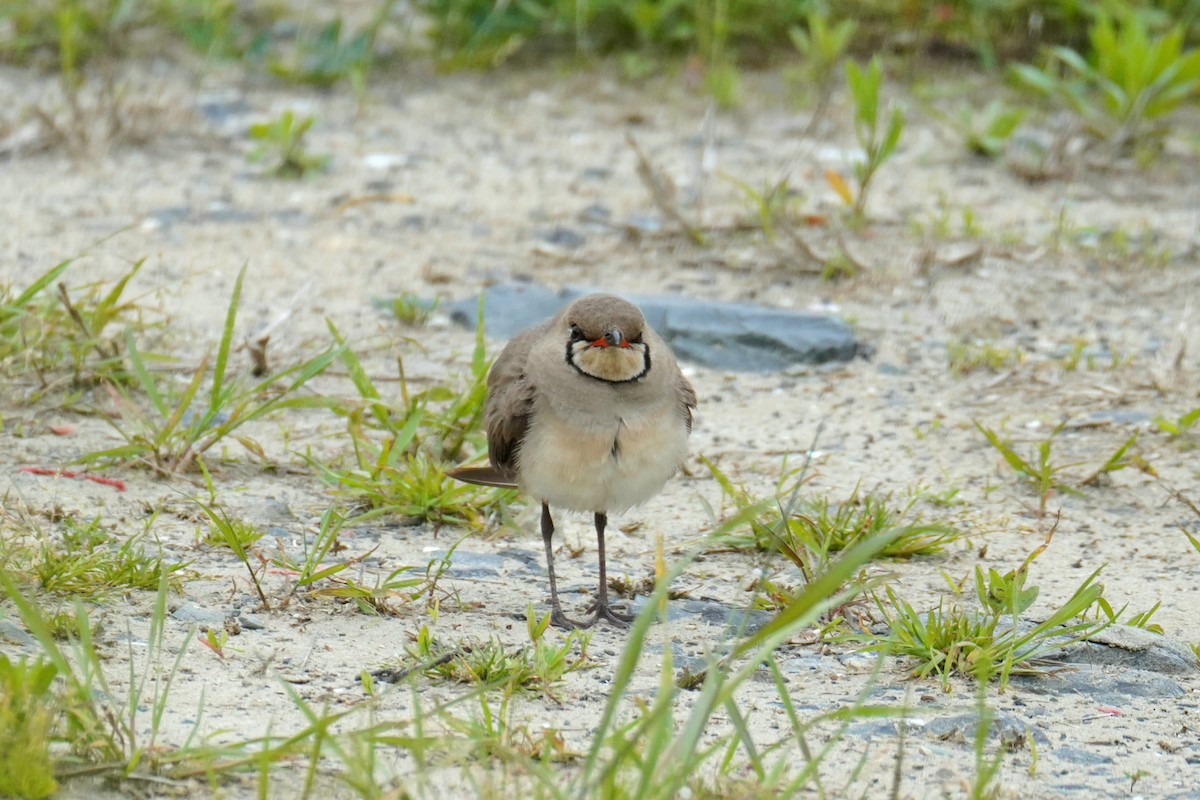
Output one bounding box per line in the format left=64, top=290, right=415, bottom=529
left=569, top=342, right=649, bottom=383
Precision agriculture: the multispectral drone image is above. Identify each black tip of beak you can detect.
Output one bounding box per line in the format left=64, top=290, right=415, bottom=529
left=605, top=329, right=624, bottom=347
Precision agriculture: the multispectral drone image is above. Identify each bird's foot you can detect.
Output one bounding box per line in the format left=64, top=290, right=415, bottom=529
left=550, top=608, right=594, bottom=630
left=585, top=600, right=636, bottom=627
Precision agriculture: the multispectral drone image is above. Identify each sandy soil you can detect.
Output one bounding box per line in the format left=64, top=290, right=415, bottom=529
left=2, top=56, right=1200, bottom=798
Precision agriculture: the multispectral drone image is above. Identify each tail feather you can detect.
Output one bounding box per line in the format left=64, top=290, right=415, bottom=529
left=447, top=465, right=519, bottom=489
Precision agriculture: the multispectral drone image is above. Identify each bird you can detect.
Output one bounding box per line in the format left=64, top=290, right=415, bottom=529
left=449, top=293, right=696, bottom=628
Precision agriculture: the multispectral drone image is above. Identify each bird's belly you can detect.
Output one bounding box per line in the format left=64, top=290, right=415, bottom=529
left=518, top=411, right=688, bottom=513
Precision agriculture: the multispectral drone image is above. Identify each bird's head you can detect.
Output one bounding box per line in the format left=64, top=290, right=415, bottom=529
left=563, top=295, right=651, bottom=384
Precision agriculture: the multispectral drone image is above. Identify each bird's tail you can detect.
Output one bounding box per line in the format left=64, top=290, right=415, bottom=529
left=446, top=465, right=519, bottom=489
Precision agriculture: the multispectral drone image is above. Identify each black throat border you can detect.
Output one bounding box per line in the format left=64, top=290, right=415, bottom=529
left=565, top=342, right=652, bottom=384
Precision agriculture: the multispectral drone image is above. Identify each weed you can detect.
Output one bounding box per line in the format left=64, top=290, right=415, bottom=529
left=196, top=500, right=271, bottom=608
left=944, top=99, right=1027, bottom=158
left=910, top=194, right=984, bottom=240
left=248, top=111, right=331, bottom=179
left=317, top=316, right=512, bottom=528
left=0, top=655, right=59, bottom=799
left=0, top=258, right=153, bottom=396
left=1012, top=12, right=1200, bottom=156
left=694, top=0, right=738, bottom=107
left=872, top=533, right=1108, bottom=690
left=0, top=568, right=201, bottom=785
left=202, top=512, right=265, bottom=551
left=1093, top=598, right=1165, bottom=635
left=391, top=619, right=592, bottom=696
left=948, top=340, right=1021, bottom=374
left=0, top=511, right=187, bottom=601
left=1056, top=339, right=1129, bottom=371
left=708, top=459, right=961, bottom=563
left=561, top=530, right=902, bottom=797
left=79, top=265, right=342, bottom=474
left=1154, top=407, right=1200, bottom=442
left=270, top=2, right=398, bottom=92
left=728, top=174, right=798, bottom=241
left=978, top=421, right=1071, bottom=516
left=978, top=421, right=1141, bottom=511
left=386, top=293, right=439, bottom=325
left=842, top=56, right=905, bottom=224
left=788, top=10, right=856, bottom=129
left=969, top=655, right=1006, bottom=798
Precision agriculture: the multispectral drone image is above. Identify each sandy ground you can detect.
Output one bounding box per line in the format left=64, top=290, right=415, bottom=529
left=2, top=56, right=1200, bottom=798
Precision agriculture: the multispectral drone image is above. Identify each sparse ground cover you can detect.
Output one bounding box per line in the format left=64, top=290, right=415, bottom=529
left=2, top=1, right=1200, bottom=797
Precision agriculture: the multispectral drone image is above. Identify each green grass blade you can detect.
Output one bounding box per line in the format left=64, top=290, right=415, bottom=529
left=211, top=263, right=247, bottom=409
left=11, top=259, right=73, bottom=309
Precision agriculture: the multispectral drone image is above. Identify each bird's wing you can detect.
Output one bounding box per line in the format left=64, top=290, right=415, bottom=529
left=483, top=323, right=543, bottom=475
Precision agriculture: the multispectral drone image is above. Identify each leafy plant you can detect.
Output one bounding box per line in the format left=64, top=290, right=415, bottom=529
left=0, top=655, right=59, bottom=799
left=248, top=111, right=330, bottom=179
left=948, top=339, right=1021, bottom=374
left=1154, top=407, right=1200, bottom=441
left=79, top=265, right=342, bottom=474
left=1012, top=13, right=1200, bottom=155
left=979, top=421, right=1142, bottom=513
left=837, top=57, right=905, bottom=223
left=0, top=258, right=154, bottom=395
left=872, top=535, right=1109, bottom=690
left=316, top=315, right=512, bottom=528
left=947, top=99, right=1027, bottom=158
left=728, top=174, right=798, bottom=241
left=393, top=618, right=592, bottom=696
left=384, top=293, right=439, bottom=325
left=270, top=2, right=397, bottom=92
left=708, top=459, right=961, bottom=563
left=787, top=10, right=856, bottom=128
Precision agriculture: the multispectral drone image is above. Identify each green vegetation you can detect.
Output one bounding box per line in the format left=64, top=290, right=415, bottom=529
left=315, top=315, right=513, bottom=529
left=843, top=56, right=906, bottom=222
left=248, top=111, right=331, bottom=178
left=1012, top=11, right=1200, bottom=156
left=0, top=258, right=152, bottom=396
left=870, top=534, right=1109, bottom=691
left=77, top=265, right=341, bottom=474
left=976, top=421, right=1139, bottom=515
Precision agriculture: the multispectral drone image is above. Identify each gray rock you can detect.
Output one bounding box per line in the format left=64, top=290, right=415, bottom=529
left=441, top=550, right=507, bottom=579
left=444, top=284, right=862, bottom=372
left=237, top=613, right=268, bottom=630
left=171, top=602, right=227, bottom=626
left=1054, top=745, right=1114, bottom=765
left=539, top=227, right=586, bottom=249
left=628, top=597, right=773, bottom=633
left=1011, top=664, right=1186, bottom=699
left=0, top=620, right=35, bottom=647
left=925, top=712, right=1049, bottom=747
left=1044, top=625, right=1200, bottom=675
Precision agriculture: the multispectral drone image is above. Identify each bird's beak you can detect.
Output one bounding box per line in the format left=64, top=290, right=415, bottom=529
left=591, top=328, right=627, bottom=349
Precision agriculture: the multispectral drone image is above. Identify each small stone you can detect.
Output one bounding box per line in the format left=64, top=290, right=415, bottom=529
left=238, top=613, right=268, bottom=630
left=538, top=227, right=586, bottom=249
left=171, top=602, right=227, bottom=626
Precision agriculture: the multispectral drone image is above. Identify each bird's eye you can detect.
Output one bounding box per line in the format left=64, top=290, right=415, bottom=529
left=568, top=324, right=584, bottom=341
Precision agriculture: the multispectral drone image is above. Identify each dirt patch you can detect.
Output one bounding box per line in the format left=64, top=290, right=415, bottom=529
left=2, top=59, right=1200, bottom=797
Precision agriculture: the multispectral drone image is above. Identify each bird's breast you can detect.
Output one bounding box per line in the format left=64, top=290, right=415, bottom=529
left=517, top=403, right=689, bottom=514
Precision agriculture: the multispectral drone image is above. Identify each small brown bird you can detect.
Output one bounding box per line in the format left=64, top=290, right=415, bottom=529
left=449, top=294, right=696, bottom=628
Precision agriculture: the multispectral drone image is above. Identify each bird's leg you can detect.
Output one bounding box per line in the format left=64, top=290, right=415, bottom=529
left=588, top=511, right=635, bottom=626
left=541, top=502, right=589, bottom=629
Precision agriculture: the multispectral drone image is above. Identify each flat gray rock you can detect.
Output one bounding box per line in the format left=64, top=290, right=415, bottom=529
left=1043, top=624, right=1200, bottom=674
left=443, top=283, right=863, bottom=372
